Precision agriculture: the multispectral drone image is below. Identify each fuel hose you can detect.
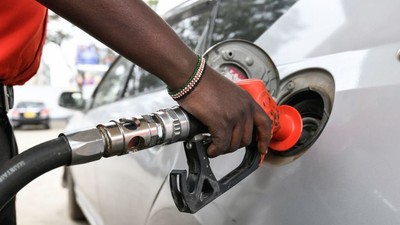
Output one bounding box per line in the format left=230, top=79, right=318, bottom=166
left=0, top=136, right=72, bottom=211
left=0, top=107, right=197, bottom=211
left=0, top=106, right=195, bottom=212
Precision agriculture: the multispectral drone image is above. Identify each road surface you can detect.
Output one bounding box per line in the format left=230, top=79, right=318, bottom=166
left=13, top=121, right=89, bottom=225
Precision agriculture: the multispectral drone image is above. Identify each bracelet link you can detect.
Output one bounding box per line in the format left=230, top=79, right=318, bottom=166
left=168, top=55, right=206, bottom=101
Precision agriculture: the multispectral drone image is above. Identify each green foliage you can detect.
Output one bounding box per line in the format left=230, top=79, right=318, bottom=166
left=146, top=0, right=159, bottom=10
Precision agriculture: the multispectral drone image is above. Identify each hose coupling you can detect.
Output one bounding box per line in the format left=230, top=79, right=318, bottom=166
left=97, top=106, right=191, bottom=157
left=64, top=106, right=192, bottom=164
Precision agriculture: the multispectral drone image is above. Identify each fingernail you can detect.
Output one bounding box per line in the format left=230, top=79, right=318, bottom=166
left=258, top=153, right=266, bottom=167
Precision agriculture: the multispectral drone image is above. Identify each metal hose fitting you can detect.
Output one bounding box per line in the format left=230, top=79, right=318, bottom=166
left=65, top=106, right=192, bottom=164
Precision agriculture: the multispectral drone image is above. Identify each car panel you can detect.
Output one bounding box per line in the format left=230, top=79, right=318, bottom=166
left=145, top=41, right=400, bottom=225
left=257, top=0, right=400, bottom=65
left=73, top=167, right=103, bottom=225
left=277, top=42, right=400, bottom=92
left=63, top=0, right=400, bottom=224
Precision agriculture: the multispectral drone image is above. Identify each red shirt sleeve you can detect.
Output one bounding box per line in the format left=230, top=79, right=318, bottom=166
left=0, top=0, right=47, bottom=85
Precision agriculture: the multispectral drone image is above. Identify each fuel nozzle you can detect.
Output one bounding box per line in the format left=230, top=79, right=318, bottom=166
left=236, top=79, right=303, bottom=151
left=64, top=106, right=197, bottom=165
left=170, top=79, right=303, bottom=213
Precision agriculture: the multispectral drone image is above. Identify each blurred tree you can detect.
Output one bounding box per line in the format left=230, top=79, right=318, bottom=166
left=46, top=0, right=160, bottom=45
left=146, top=0, right=159, bottom=10
left=46, top=12, right=73, bottom=45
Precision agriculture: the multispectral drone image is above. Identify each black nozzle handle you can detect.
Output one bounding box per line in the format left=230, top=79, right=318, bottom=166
left=179, top=108, right=208, bottom=138
left=170, top=136, right=259, bottom=213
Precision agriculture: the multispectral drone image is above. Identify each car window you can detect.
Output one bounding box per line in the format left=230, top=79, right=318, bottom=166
left=123, top=66, right=165, bottom=97
left=211, top=0, right=298, bottom=45
left=17, top=102, right=45, bottom=108
left=123, top=5, right=213, bottom=98
left=169, top=9, right=212, bottom=50
left=92, top=57, right=133, bottom=108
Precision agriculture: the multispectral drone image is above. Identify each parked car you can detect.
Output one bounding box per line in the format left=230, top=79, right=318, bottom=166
left=10, top=101, right=50, bottom=129
left=59, top=0, right=400, bottom=224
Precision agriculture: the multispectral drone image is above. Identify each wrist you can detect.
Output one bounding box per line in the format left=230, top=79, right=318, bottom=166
left=167, top=55, right=206, bottom=101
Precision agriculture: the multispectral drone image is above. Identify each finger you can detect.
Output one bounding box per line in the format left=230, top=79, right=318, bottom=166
left=228, top=114, right=253, bottom=153
left=253, top=106, right=272, bottom=155
left=227, top=122, right=245, bottom=153
left=207, top=128, right=232, bottom=158
left=240, top=114, right=254, bottom=148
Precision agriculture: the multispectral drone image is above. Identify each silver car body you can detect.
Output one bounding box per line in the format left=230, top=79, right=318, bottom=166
left=64, top=0, right=400, bottom=224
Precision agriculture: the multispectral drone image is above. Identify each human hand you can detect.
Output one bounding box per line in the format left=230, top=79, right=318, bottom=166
left=177, top=66, right=272, bottom=158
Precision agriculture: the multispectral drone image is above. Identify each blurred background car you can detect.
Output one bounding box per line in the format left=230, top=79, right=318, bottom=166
left=58, top=0, right=400, bottom=225
left=10, top=101, right=50, bottom=129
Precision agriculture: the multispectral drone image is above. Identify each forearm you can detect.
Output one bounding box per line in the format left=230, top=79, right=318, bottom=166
left=37, top=0, right=197, bottom=90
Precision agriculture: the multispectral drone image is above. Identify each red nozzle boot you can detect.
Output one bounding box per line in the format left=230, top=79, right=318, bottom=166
left=236, top=79, right=303, bottom=152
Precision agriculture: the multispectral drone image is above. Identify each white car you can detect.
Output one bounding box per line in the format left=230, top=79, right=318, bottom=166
left=60, top=0, right=400, bottom=224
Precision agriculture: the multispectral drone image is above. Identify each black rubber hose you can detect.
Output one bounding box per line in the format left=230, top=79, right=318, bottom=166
left=0, top=136, right=72, bottom=211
